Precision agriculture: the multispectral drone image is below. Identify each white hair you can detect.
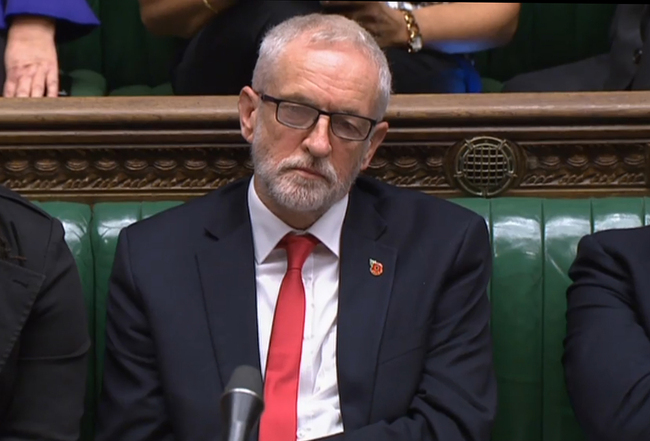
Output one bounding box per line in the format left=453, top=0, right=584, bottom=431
left=252, top=13, right=392, bottom=118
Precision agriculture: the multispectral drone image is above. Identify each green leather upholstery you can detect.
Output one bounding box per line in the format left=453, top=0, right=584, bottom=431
left=100, top=0, right=181, bottom=95
left=56, top=3, right=617, bottom=95
left=57, top=0, right=106, bottom=96
left=57, top=0, right=181, bottom=96
left=38, top=196, right=650, bottom=440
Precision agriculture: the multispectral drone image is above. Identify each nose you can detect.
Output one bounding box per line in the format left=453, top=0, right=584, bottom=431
left=303, top=115, right=332, bottom=158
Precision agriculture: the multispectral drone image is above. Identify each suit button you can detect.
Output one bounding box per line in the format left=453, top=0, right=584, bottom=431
left=634, top=48, right=643, bottom=64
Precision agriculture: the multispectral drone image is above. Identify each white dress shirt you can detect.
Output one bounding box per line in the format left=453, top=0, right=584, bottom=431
left=248, top=177, right=347, bottom=441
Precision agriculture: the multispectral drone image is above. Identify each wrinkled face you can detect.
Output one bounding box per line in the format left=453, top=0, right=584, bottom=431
left=239, top=39, right=388, bottom=215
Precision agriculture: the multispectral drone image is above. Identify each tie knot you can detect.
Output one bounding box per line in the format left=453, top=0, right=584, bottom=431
left=279, top=233, right=319, bottom=270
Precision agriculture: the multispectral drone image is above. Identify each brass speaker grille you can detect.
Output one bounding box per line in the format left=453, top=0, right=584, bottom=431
left=451, top=137, right=520, bottom=197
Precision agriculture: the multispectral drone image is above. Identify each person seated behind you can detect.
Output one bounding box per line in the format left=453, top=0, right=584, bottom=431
left=564, top=225, right=650, bottom=440
left=96, top=13, right=496, bottom=441
left=0, top=0, right=99, bottom=97
left=504, top=4, right=650, bottom=92
left=0, top=185, right=89, bottom=439
left=138, top=0, right=519, bottom=95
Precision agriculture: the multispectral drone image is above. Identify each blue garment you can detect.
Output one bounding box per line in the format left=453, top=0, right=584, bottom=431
left=456, top=56, right=483, bottom=93
left=0, top=0, right=99, bottom=42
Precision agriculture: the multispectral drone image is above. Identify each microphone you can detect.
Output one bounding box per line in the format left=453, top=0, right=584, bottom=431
left=220, top=365, right=265, bottom=441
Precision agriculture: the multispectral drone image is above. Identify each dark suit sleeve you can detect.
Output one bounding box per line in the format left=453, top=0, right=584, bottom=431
left=1, top=218, right=90, bottom=441
left=327, top=216, right=496, bottom=441
left=564, top=233, right=650, bottom=441
left=96, top=229, right=175, bottom=441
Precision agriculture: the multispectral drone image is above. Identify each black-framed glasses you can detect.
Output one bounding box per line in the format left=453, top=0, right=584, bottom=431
left=258, top=93, right=378, bottom=141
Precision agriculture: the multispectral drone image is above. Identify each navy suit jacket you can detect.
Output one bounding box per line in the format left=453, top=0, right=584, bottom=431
left=564, top=225, right=650, bottom=440
left=96, top=176, right=496, bottom=441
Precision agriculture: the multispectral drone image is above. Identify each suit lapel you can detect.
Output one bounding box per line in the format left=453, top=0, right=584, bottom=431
left=0, top=259, right=44, bottom=373
left=196, top=181, right=261, bottom=391
left=337, top=185, right=397, bottom=430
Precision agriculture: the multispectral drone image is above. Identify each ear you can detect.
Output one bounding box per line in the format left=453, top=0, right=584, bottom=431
left=360, top=121, right=388, bottom=170
left=238, top=86, right=259, bottom=143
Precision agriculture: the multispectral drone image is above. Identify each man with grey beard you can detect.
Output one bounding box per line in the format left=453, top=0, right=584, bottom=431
left=96, top=13, right=496, bottom=441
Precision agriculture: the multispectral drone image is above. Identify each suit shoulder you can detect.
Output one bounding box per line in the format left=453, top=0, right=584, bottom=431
left=584, top=225, right=650, bottom=259
left=0, top=185, right=54, bottom=226
left=123, top=179, right=248, bottom=241
left=568, top=226, right=650, bottom=300
left=0, top=187, right=65, bottom=272
left=123, top=192, right=216, bottom=236
left=356, top=176, right=485, bottom=225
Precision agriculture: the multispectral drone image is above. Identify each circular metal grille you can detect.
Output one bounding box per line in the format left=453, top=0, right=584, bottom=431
left=452, top=137, right=519, bottom=197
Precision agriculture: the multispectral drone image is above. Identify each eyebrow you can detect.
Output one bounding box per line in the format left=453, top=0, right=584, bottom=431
left=279, top=92, right=367, bottom=117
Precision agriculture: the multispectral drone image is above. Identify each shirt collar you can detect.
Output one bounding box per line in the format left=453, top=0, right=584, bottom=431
left=248, top=176, right=349, bottom=264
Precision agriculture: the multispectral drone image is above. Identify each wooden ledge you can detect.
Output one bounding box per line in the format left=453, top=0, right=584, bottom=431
left=1, top=92, right=650, bottom=126
left=0, top=92, right=649, bottom=201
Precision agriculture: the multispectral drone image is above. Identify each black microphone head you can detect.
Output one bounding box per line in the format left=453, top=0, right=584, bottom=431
left=221, top=366, right=265, bottom=441
left=224, top=365, right=263, bottom=399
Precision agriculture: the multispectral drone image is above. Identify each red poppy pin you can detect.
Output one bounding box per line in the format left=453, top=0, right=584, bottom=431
left=369, top=259, right=383, bottom=276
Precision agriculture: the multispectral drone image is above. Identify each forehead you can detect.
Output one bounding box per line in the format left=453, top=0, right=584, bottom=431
left=270, top=40, right=380, bottom=116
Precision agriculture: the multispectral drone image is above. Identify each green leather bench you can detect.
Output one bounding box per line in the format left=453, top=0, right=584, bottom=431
left=58, top=2, right=617, bottom=95
left=57, top=0, right=180, bottom=96
left=38, top=196, right=650, bottom=441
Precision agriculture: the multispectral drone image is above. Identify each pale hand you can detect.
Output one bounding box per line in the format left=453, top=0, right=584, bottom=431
left=4, top=16, right=58, bottom=98
left=320, top=1, right=408, bottom=48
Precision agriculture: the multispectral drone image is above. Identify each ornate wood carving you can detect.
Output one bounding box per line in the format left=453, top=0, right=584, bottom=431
left=0, top=146, right=253, bottom=199
left=521, top=143, right=646, bottom=190
left=1, top=93, right=650, bottom=201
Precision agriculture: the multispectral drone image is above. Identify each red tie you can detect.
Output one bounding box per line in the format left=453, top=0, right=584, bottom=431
left=260, top=233, right=319, bottom=441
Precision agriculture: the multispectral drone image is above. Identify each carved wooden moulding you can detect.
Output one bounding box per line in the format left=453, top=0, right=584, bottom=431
left=1, top=93, right=650, bottom=200
left=0, top=146, right=253, bottom=199
left=445, top=137, right=647, bottom=197
left=0, top=139, right=647, bottom=200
